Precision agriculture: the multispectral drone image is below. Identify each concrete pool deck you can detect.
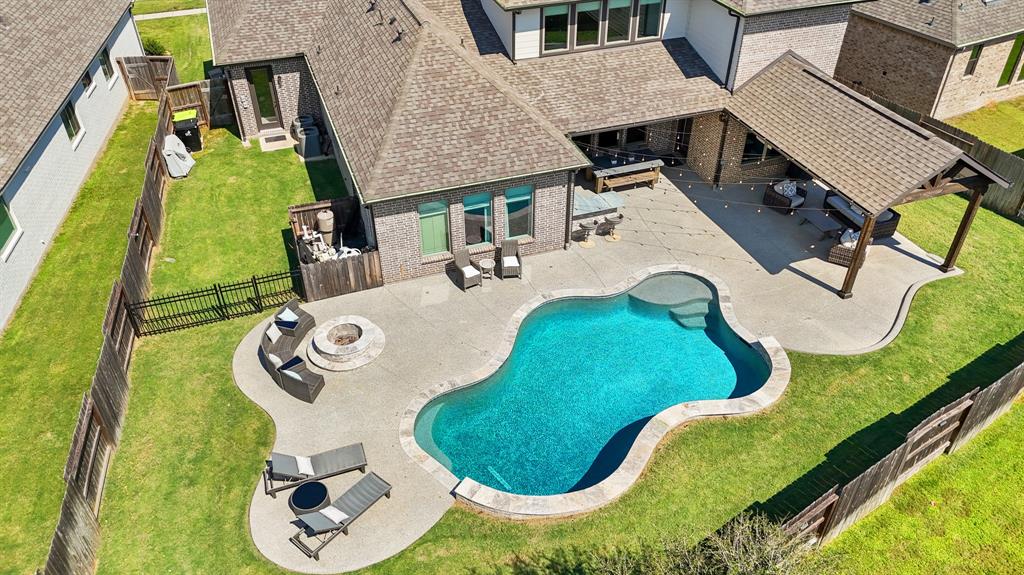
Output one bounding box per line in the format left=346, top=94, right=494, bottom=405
left=233, top=172, right=959, bottom=573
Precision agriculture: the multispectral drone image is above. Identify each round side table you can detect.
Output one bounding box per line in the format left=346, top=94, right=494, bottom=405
left=479, top=258, right=496, bottom=279
left=289, top=481, right=330, bottom=516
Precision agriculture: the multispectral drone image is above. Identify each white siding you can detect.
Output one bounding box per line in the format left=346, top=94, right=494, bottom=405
left=481, top=0, right=514, bottom=56
left=0, top=10, right=143, bottom=330
left=685, top=0, right=738, bottom=82
left=662, top=0, right=691, bottom=40
left=514, top=8, right=542, bottom=60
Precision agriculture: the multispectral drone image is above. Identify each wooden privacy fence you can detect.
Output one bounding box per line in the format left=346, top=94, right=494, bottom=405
left=784, top=361, right=1024, bottom=546
left=117, top=56, right=178, bottom=100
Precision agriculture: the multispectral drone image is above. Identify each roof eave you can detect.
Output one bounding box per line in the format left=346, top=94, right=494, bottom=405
left=362, top=163, right=589, bottom=204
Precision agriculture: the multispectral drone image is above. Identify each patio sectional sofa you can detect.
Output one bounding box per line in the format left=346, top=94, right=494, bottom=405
left=825, top=193, right=901, bottom=239
left=257, top=299, right=324, bottom=403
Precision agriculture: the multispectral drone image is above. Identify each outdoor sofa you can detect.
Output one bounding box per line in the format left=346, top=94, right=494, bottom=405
left=263, top=442, right=367, bottom=497
left=500, top=239, right=521, bottom=279
left=762, top=180, right=807, bottom=214
left=257, top=298, right=324, bottom=403
left=454, top=249, right=481, bottom=290
left=289, top=472, right=393, bottom=560
left=825, top=193, right=901, bottom=239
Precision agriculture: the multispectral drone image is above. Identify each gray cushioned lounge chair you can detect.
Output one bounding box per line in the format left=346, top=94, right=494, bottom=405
left=500, top=239, right=521, bottom=279
left=289, top=472, right=392, bottom=560
left=263, top=443, right=367, bottom=497
left=454, top=249, right=481, bottom=290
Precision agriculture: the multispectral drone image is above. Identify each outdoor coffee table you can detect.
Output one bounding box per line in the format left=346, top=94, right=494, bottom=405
left=289, top=481, right=330, bottom=516
left=479, top=258, right=495, bottom=279
left=799, top=210, right=844, bottom=240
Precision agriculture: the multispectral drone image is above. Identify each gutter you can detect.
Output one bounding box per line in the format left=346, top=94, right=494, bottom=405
left=724, top=9, right=741, bottom=90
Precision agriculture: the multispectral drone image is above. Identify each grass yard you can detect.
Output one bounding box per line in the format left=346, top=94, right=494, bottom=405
left=0, top=102, right=156, bottom=574
left=95, top=173, right=1024, bottom=574
left=947, top=96, right=1024, bottom=157
left=133, top=0, right=206, bottom=16
left=137, top=14, right=211, bottom=84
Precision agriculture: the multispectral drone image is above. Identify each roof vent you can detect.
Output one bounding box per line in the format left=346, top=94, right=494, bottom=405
left=367, top=0, right=377, bottom=11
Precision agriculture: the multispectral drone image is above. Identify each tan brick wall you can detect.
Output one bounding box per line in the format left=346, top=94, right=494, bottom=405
left=835, top=14, right=952, bottom=116
left=686, top=112, right=788, bottom=185
left=687, top=112, right=726, bottom=182
left=370, top=171, right=572, bottom=283
left=935, top=34, right=1024, bottom=119
left=226, top=57, right=324, bottom=141
left=646, top=120, right=679, bottom=154
left=735, top=5, right=850, bottom=88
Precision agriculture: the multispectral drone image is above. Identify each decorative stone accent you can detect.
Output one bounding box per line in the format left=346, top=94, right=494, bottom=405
left=306, top=315, right=385, bottom=371
left=398, top=264, right=791, bottom=520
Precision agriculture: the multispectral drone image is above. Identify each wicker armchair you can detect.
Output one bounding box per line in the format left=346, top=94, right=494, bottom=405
left=762, top=181, right=806, bottom=214
left=453, top=249, right=481, bottom=290
left=827, top=237, right=872, bottom=268
left=500, top=239, right=521, bottom=279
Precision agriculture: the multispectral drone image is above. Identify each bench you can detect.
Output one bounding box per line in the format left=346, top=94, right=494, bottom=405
left=596, top=166, right=661, bottom=194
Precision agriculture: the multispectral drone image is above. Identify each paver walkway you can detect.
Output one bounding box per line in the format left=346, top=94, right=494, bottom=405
left=233, top=172, right=955, bottom=573
left=135, top=7, right=207, bottom=20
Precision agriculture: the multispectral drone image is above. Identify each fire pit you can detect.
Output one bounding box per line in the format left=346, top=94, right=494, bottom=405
left=307, top=315, right=384, bottom=371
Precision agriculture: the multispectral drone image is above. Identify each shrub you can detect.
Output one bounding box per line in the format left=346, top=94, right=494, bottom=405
left=143, top=37, right=167, bottom=56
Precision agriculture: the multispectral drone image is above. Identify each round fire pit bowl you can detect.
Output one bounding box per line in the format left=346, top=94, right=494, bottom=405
left=307, top=315, right=385, bottom=372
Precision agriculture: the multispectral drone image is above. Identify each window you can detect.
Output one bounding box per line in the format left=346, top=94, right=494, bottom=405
left=81, top=70, right=93, bottom=92
left=605, top=0, right=632, bottom=43
left=60, top=102, right=82, bottom=142
left=99, top=47, right=114, bottom=82
left=964, top=45, right=983, bottom=76
left=597, top=129, right=619, bottom=149
left=742, top=132, right=780, bottom=164
left=463, top=192, right=493, bottom=246
left=1, top=200, right=20, bottom=260
left=637, top=0, right=663, bottom=39
left=505, top=185, right=534, bottom=239
left=543, top=5, right=570, bottom=52
left=998, top=34, right=1024, bottom=87
left=575, top=1, right=602, bottom=48
left=625, top=126, right=646, bottom=147
left=418, top=201, right=449, bottom=256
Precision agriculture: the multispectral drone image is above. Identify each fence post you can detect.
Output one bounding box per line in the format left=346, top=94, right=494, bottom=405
left=214, top=283, right=228, bottom=319
left=125, top=302, right=144, bottom=338
left=251, top=275, right=263, bottom=311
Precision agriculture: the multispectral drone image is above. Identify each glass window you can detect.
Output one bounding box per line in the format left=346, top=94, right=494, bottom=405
left=60, top=103, right=81, bottom=142
left=505, top=185, right=534, bottom=239
left=543, top=5, right=570, bottom=52
left=463, top=192, right=493, bottom=246
left=998, top=34, right=1023, bottom=87
left=625, top=126, right=646, bottom=146
left=575, top=1, right=602, bottom=48
left=0, top=201, right=18, bottom=257
left=606, top=0, right=632, bottom=43
left=742, top=132, right=765, bottom=164
left=418, top=201, right=449, bottom=256
left=99, top=47, right=114, bottom=81
left=637, top=0, right=662, bottom=38
left=964, top=45, right=982, bottom=76
left=81, top=71, right=93, bottom=91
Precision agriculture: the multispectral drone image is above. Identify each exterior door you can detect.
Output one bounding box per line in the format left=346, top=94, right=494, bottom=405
left=245, top=67, right=282, bottom=132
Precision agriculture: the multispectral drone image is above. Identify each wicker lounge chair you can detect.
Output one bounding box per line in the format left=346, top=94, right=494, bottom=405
left=277, top=357, right=325, bottom=404
left=263, top=443, right=367, bottom=497
left=762, top=180, right=806, bottom=214
left=274, top=298, right=315, bottom=337
left=500, top=239, right=521, bottom=279
left=454, top=249, right=481, bottom=290
left=289, top=472, right=392, bottom=560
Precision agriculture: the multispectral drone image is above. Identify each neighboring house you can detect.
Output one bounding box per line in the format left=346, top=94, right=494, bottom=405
left=836, top=0, right=1024, bottom=119
left=205, top=0, right=893, bottom=285
left=0, top=1, right=144, bottom=330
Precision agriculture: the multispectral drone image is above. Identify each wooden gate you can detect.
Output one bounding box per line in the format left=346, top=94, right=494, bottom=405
left=118, top=56, right=178, bottom=100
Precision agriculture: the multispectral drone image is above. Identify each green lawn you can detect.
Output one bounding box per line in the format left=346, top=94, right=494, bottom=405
left=824, top=402, right=1024, bottom=574
left=137, top=14, right=211, bottom=84
left=95, top=178, right=1024, bottom=574
left=947, top=96, right=1024, bottom=157
left=0, top=102, right=156, bottom=575
left=133, top=0, right=206, bottom=16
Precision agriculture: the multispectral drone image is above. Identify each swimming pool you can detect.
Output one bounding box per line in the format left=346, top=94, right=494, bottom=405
left=413, top=272, right=773, bottom=497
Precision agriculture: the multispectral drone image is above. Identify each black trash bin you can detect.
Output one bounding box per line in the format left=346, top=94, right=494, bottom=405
left=172, top=110, right=203, bottom=153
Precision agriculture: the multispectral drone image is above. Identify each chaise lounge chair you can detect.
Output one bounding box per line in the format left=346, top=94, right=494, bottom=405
left=263, top=443, right=367, bottom=497
left=289, top=472, right=392, bottom=560
left=454, top=248, right=481, bottom=290
left=500, top=239, right=521, bottom=279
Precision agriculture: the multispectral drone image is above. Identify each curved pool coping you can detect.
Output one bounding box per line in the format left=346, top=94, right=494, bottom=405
left=398, top=263, right=791, bottom=520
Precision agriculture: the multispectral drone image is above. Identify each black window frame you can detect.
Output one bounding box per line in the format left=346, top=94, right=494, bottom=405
left=60, top=102, right=82, bottom=142
left=741, top=132, right=781, bottom=165
left=81, top=70, right=93, bottom=92
left=964, top=45, right=982, bottom=76
left=535, top=0, right=665, bottom=57
left=99, top=46, right=114, bottom=82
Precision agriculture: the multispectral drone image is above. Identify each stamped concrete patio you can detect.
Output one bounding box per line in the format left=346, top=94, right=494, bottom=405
left=232, top=170, right=958, bottom=573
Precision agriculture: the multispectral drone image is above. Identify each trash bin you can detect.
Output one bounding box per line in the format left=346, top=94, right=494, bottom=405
left=296, top=126, right=321, bottom=159
left=316, top=209, right=335, bottom=246
left=172, top=109, right=202, bottom=153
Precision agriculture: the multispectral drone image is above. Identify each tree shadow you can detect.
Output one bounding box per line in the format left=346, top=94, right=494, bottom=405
left=748, top=332, right=1024, bottom=521
left=303, top=158, right=348, bottom=202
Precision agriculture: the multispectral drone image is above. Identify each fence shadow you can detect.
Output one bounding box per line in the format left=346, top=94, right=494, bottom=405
left=749, top=332, right=1024, bottom=521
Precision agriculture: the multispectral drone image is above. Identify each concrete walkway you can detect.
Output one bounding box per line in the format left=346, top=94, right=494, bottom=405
left=134, top=7, right=207, bottom=21
left=232, top=172, right=957, bottom=573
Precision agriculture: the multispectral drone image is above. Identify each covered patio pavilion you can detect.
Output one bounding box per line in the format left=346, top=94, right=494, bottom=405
left=726, top=52, right=1010, bottom=298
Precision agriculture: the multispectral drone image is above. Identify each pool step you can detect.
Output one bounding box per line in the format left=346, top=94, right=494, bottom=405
left=676, top=316, right=708, bottom=330
left=669, top=301, right=710, bottom=321
left=627, top=275, right=714, bottom=308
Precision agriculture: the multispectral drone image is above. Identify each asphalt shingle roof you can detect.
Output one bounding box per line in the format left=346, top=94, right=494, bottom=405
left=0, top=1, right=132, bottom=191
left=727, top=52, right=966, bottom=214
left=493, top=0, right=863, bottom=15
left=208, top=0, right=329, bottom=64
left=854, top=0, right=1024, bottom=47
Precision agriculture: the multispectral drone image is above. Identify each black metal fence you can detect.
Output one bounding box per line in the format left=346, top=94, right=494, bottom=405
left=127, top=270, right=303, bottom=335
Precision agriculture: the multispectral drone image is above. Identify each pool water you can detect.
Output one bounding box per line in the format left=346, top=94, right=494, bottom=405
left=414, top=273, right=770, bottom=496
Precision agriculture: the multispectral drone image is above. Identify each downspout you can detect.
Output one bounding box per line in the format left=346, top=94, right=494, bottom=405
left=723, top=10, right=741, bottom=90
left=712, top=112, right=730, bottom=186
left=564, top=171, right=575, bottom=249
left=930, top=48, right=957, bottom=118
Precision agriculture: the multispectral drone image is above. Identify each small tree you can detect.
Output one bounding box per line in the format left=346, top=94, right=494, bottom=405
left=143, top=37, right=167, bottom=56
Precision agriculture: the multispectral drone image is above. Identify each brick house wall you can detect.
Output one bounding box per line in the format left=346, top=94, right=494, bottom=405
left=370, top=170, right=573, bottom=283
left=934, top=33, right=1024, bottom=119
left=226, top=57, right=323, bottom=141
left=834, top=14, right=953, bottom=116
left=734, top=5, right=850, bottom=88
left=686, top=112, right=788, bottom=185
left=646, top=119, right=679, bottom=154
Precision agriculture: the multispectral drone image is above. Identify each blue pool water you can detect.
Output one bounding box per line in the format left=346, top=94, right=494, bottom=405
left=414, top=273, right=770, bottom=496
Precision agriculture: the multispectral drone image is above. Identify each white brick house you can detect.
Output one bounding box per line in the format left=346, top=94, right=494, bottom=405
left=0, top=2, right=144, bottom=331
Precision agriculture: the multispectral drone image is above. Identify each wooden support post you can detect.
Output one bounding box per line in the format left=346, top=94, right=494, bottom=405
left=837, top=215, right=876, bottom=299
left=940, top=188, right=985, bottom=273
